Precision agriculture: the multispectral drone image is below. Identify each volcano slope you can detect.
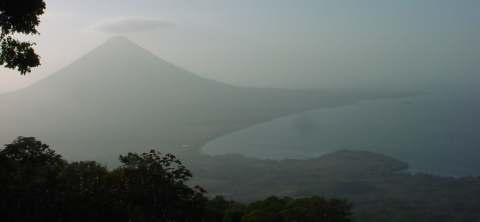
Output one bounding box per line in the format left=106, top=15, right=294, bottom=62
left=0, top=37, right=409, bottom=163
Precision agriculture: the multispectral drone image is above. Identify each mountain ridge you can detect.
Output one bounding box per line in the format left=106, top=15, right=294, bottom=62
left=6, top=37, right=235, bottom=99
left=0, top=37, right=409, bottom=162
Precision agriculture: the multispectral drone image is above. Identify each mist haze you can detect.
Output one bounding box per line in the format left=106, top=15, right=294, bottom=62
left=2, top=37, right=401, bottom=163
left=1, top=1, right=480, bottom=221
left=1, top=0, right=479, bottom=93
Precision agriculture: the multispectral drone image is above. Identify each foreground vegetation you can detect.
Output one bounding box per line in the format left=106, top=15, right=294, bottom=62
left=0, top=137, right=352, bottom=222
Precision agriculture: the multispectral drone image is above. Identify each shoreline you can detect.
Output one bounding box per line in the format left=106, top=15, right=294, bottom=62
left=199, top=92, right=424, bottom=158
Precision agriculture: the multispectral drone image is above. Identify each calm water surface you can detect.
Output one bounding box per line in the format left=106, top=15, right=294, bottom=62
left=203, top=92, right=480, bottom=177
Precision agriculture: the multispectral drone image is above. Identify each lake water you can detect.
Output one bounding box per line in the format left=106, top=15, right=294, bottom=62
left=203, top=92, right=480, bottom=177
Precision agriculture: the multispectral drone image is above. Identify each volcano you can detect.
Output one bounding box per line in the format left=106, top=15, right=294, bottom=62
left=0, top=37, right=387, bottom=162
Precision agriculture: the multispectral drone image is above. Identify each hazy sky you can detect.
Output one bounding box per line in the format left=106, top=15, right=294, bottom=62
left=1, top=0, right=479, bottom=93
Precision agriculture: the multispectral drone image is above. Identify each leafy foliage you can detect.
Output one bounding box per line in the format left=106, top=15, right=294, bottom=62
left=204, top=196, right=246, bottom=222
left=0, top=137, right=207, bottom=221
left=113, top=150, right=207, bottom=221
left=242, top=196, right=352, bottom=222
left=0, top=137, right=353, bottom=222
left=204, top=196, right=352, bottom=222
left=0, top=0, right=45, bottom=74
left=0, top=137, right=66, bottom=221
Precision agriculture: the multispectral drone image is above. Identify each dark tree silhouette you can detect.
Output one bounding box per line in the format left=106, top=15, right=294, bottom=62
left=0, top=0, right=45, bottom=74
left=0, top=137, right=66, bottom=221
left=0, top=137, right=354, bottom=222
left=0, top=138, right=209, bottom=222
left=204, top=196, right=245, bottom=222
left=59, top=161, right=114, bottom=221
left=113, top=150, right=208, bottom=222
left=242, top=196, right=352, bottom=222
